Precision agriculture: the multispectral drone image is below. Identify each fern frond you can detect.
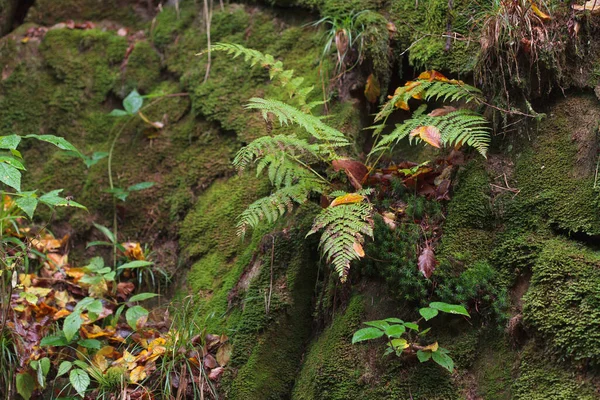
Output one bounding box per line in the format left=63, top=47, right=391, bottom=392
left=307, top=200, right=374, bottom=282
left=233, top=134, right=320, bottom=171
left=257, top=151, right=317, bottom=188
left=208, top=43, right=315, bottom=111
left=246, top=98, right=351, bottom=148
left=237, top=180, right=325, bottom=237
left=370, top=109, right=491, bottom=157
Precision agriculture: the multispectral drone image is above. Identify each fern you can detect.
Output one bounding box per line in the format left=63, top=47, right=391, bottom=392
left=237, top=180, right=325, bottom=237
left=371, top=109, right=491, bottom=157
left=208, top=43, right=316, bottom=111
left=233, top=134, right=320, bottom=171
left=307, top=200, right=374, bottom=282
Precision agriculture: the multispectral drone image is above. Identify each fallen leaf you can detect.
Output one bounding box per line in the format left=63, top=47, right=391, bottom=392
left=209, top=367, right=224, bottom=381
left=352, top=242, right=365, bottom=258
left=117, top=282, right=135, bottom=300
left=418, top=246, right=436, bottom=279
left=129, top=365, right=147, bottom=383
left=330, top=193, right=365, bottom=207
left=216, top=343, right=232, bottom=366
left=53, top=308, right=71, bottom=320
left=122, top=242, right=145, bottom=261
left=428, top=106, right=457, bottom=117
left=409, top=126, right=442, bottom=148
left=531, top=3, right=551, bottom=20
left=573, top=0, right=600, bottom=13
left=386, top=22, right=397, bottom=33
left=364, top=74, right=381, bottom=103
left=204, top=354, right=217, bottom=369
left=331, top=159, right=369, bottom=190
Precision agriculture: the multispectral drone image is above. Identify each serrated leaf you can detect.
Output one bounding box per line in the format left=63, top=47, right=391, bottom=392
left=0, top=163, right=21, bottom=191
left=129, top=292, right=159, bottom=302
left=57, top=361, right=73, bottom=377
left=383, top=318, right=404, bottom=324
left=69, top=369, right=90, bottom=397
left=409, top=126, right=442, bottom=148
left=63, top=312, right=82, bottom=341
left=123, top=90, right=143, bottom=114
left=15, top=196, right=38, bottom=219
left=39, top=190, right=86, bottom=210
left=0, top=155, right=25, bottom=170
left=126, top=305, right=149, bottom=330
left=351, top=327, right=384, bottom=344
left=416, top=350, right=432, bottom=362
left=431, top=348, right=454, bottom=372
left=83, top=152, right=109, bottom=168
left=429, top=302, right=470, bottom=317
left=419, top=307, right=438, bottom=321
left=16, top=373, right=34, bottom=400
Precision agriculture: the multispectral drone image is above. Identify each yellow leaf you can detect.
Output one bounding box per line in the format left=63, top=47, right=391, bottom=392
left=364, top=74, right=381, bottom=103
left=330, top=193, right=365, bottom=207
left=129, top=365, right=147, bottom=383
left=93, top=353, right=109, bottom=372
left=25, top=286, right=52, bottom=297
left=422, top=341, right=439, bottom=352
left=352, top=242, right=365, bottom=258
left=65, top=267, right=86, bottom=280
left=391, top=338, right=409, bottom=350
left=531, top=2, right=551, bottom=20
left=122, top=242, right=145, bottom=261
left=409, top=126, right=442, bottom=148
left=54, top=291, right=70, bottom=308
left=417, top=70, right=449, bottom=82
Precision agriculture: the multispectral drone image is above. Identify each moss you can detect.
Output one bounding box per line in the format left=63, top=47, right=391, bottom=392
left=473, top=333, right=516, bottom=400
left=512, top=342, right=597, bottom=399
left=117, top=40, right=161, bottom=96
left=508, top=95, right=600, bottom=235
left=292, top=294, right=458, bottom=400
left=25, top=0, right=142, bottom=28
left=522, top=238, right=600, bottom=363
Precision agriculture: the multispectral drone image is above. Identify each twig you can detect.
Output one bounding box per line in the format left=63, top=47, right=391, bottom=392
left=202, top=0, right=213, bottom=83
left=266, top=236, right=275, bottom=315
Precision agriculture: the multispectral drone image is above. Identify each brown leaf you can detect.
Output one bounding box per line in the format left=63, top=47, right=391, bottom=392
left=209, top=366, right=224, bottom=381
left=117, top=282, right=135, bottom=301
left=364, top=74, right=381, bottom=103
left=332, top=159, right=369, bottom=190
left=409, top=126, right=442, bottom=148
left=330, top=193, right=365, bottom=207
left=573, top=0, right=600, bottom=13
left=428, top=106, right=457, bottom=117
left=204, top=354, right=217, bottom=369
left=352, top=242, right=365, bottom=258
left=418, top=246, right=436, bottom=279
left=216, top=343, right=232, bottom=366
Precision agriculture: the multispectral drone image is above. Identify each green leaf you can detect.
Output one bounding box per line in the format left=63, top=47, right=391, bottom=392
left=39, top=357, right=50, bottom=376
left=363, top=320, right=389, bottom=330
left=383, top=318, right=404, bottom=324
left=351, top=327, right=384, bottom=344
left=0, top=135, right=21, bottom=150
left=127, top=181, right=154, bottom=191
left=129, top=292, right=159, bottom=302
left=83, top=152, right=109, bottom=168
left=0, top=155, right=25, bottom=170
left=112, top=304, right=125, bottom=327
left=63, top=312, right=82, bottom=341
left=431, top=348, right=454, bottom=372
left=93, top=223, right=115, bottom=243
left=69, top=369, right=90, bottom=397
left=126, top=305, right=149, bottom=330
left=118, top=260, right=153, bottom=270
left=39, top=190, right=86, bottom=210
left=77, top=339, right=101, bottom=350
left=25, top=135, right=82, bottom=158
left=105, top=187, right=129, bottom=201
left=57, top=361, right=73, bottom=377
left=78, top=275, right=103, bottom=285
left=416, top=350, right=431, bottom=363
left=86, top=240, right=114, bottom=249
left=429, top=302, right=470, bottom=317
left=16, top=373, right=34, bottom=400
left=419, top=307, right=439, bottom=321
left=390, top=338, right=408, bottom=350
left=404, top=322, right=419, bottom=331
left=123, top=89, right=144, bottom=114
left=85, top=256, right=105, bottom=271
left=40, top=334, right=68, bottom=347
left=384, top=324, right=406, bottom=338
left=36, top=357, right=50, bottom=387
left=419, top=327, right=431, bottom=336
left=0, top=163, right=21, bottom=191
left=15, top=196, right=38, bottom=219
left=109, top=109, right=129, bottom=117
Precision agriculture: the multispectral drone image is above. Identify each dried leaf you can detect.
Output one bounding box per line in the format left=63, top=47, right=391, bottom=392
left=573, top=0, right=600, bottom=13
left=330, top=193, right=365, bottom=207
left=352, top=242, right=365, bottom=258
left=123, top=242, right=145, bottom=261
left=204, top=354, right=217, bottom=369
left=409, top=126, right=442, bottom=148
left=428, top=106, right=456, bottom=117
left=386, top=22, right=397, bottom=33
left=418, top=246, right=436, bottom=279
left=364, top=74, right=381, bottom=103
left=332, top=159, right=369, bottom=190
left=421, top=341, right=439, bottom=352
left=209, top=367, right=224, bottom=381
left=129, top=365, right=147, bottom=383
left=418, top=70, right=449, bottom=82
left=216, top=343, right=232, bottom=366
left=530, top=3, right=551, bottom=20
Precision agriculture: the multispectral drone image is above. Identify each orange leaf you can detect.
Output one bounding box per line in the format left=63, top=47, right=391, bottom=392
left=122, top=242, right=145, bottom=261
left=531, top=3, right=551, bottom=20
left=352, top=242, right=365, bottom=258
left=330, top=193, right=365, bottom=207
left=409, top=126, right=442, bottom=148
left=417, top=70, right=449, bottom=82
left=364, top=74, right=381, bottom=103
left=53, top=308, right=71, bottom=320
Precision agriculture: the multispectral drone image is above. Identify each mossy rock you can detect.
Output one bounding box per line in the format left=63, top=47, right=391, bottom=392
left=522, top=238, right=600, bottom=363
left=25, top=0, right=144, bottom=27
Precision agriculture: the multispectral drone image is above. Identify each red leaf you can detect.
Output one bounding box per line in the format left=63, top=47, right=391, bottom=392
left=418, top=246, right=436, bottom=278
left=332, top=159, right=369, bottom=190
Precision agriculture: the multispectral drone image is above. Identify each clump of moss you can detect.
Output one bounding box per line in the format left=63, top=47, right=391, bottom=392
left=472, top=332, right=516, bottom=400
left=512, top=342, right=597, bottom=399
left=522, top=238, right=600, bottom=363
left=118, top=40, right=161, bottom=96
left=25, top=0, right=143, bottom=28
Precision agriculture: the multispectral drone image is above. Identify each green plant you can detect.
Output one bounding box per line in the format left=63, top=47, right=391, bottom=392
left=352, top=302, right=470, bottom=372
left=367, top=71, right=491, bottom=165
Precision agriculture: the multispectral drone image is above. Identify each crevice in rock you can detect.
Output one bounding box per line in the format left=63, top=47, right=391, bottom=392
left=12, top=0, right=35, bottom=29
